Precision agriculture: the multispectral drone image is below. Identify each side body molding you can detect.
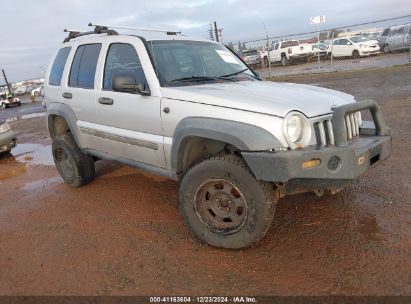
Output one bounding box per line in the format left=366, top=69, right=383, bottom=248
left=170, top=117, right=281, bottom=172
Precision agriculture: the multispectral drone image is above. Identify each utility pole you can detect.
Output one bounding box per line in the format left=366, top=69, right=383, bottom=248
left=263, top=22, right=271, bottom=79
left=2, top=69, right=12, bottom=94
left=208, top=23, right=214, bottom=41
left=217, top=28, right=223, bottom=43
left=213, top=21, right=219, bottom=42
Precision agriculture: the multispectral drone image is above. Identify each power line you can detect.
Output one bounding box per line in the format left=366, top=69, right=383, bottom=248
left=235, top=14, right=411, bottom=44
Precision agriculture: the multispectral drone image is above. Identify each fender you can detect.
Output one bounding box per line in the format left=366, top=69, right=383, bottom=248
left=47, top=102, right=82, bottom=146
left=170, top=117, right=281, bottom=172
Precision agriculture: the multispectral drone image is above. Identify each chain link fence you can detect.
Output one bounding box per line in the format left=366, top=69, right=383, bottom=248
left=228, top=15, right=411, bottom=79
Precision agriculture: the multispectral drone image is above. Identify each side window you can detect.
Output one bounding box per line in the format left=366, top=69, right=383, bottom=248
left=333, top=40, right=340, bottom=45
left=340, top=39, right=349, bottom=45
left=49, top=47, right=71, bottom=86
left=382, top=29, right=389, bottom=36
left=103, top=43, right=147, bottom=91
left=274, top=43, right=279, bottom=50
left=69, top=44, right=101, bottom=89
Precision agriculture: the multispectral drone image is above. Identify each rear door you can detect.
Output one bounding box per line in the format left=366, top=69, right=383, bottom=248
left=62, top=43, right=102, bottom=148
left=92, top=37, right=166, bottom=168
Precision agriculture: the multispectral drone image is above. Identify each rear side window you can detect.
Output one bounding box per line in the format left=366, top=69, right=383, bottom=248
left=103, top=43, right=147, bottom=91
left=281, top=41, right=299, bottom=48
left=49, top=47, right=71, bottom=86
left=69, top=44, right=102, bottom=89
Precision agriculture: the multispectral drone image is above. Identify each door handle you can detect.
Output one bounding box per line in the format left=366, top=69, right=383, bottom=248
left=62, top=92, right=72, bottom=99
left=98, top=97, right=114, bottom=105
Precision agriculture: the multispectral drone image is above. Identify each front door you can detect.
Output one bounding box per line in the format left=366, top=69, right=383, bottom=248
left=90, top=39, right=166, bottom=168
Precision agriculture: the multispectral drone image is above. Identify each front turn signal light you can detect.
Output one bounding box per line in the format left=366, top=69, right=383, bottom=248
left=302, top=159, right=321, bottom=169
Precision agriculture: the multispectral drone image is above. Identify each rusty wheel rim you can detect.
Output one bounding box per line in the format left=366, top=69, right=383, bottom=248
left=193, top=179, right=248, bottom=234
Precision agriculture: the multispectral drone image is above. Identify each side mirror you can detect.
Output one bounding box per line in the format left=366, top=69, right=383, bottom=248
left=112, top=75, right=150, bottom=96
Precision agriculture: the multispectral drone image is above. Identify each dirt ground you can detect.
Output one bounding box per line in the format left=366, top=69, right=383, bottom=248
left=0, top=66, right=410, bottom=296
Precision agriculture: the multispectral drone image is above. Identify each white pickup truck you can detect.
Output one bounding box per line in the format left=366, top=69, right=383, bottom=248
left=261, top=40, right=313, bottom=66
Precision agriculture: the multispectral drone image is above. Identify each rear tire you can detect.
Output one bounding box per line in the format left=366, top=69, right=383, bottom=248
left=1, top=103, right=7, bottom=109
left=179, top=155, right=278, bottom=249
left=52, top=133, right=95, bottom=187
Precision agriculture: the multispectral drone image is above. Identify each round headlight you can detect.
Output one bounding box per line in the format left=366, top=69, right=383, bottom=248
left=283, top=112, right=311, bottom=149
left=286, top=115, right=303, bottom=142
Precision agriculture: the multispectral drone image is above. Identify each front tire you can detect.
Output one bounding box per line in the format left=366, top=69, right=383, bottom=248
left=263, top=57, right=269, bottom=67
left=352, top=50, right=360, bottom=59
left=52, top=133, right=95, bottom=187
left=1, top=103, right=7, bottom=109
left=281, top=54, right=288, bottom=66
left=179, top=155, right=278, bottom=249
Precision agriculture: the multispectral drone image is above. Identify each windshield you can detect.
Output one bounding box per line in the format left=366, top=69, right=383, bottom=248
left=351, top=36, right=371, bottom=43
left=148, top=40, right=256, bottom=86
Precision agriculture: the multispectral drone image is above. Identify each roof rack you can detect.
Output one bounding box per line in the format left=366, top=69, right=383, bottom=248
left=63, top=25, right=118, bottom=43
left=88, top=23, right=181, bottom=36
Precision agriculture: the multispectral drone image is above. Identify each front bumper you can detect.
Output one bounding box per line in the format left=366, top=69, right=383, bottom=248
left=0, top=130, right=17, bottom=153
left=243, top=135, right=391, bottom=188
left=245, top=59, right=261, bottom=65
left=289, top=53, right=311, bottom=60
left=242, top=100, right=392, bottom=194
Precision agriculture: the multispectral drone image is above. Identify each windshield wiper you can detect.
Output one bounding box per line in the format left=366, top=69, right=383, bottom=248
left=220, top=68, right=261, bottom=80
left=170, top=76, right=234, bottom=83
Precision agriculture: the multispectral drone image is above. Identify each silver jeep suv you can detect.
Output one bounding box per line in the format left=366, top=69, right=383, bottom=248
left=44, top=25, right=392, bottom=249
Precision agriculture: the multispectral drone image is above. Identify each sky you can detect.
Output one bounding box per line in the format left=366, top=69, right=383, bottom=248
left=0, top=0, right=410, bottom=83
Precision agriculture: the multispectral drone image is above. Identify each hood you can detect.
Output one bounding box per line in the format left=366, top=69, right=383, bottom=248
left=161, top=80, right=355, bottom=118
left=358, top=40, right=379, bottom=46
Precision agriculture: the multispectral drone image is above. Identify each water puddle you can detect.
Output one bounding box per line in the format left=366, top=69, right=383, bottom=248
left=11, top=143, right=54, bottom=166
left=6, top=112, right=46, bottom=123
left=22, top=176, right=62, bottom=193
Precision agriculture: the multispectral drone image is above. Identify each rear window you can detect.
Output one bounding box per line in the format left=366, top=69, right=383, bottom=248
left=69, top=44, right=102, bottom=89
left=281, top=41, right=299, bottom=48
left=48, top=47, right=71, bottom=86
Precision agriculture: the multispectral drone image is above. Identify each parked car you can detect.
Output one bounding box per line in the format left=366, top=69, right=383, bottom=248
left=0, top=93, right=21, bottom=109
left=379, top=24, right=411, bottom=53
left=263, top=40, right=313, bottom=66
left=13, top=86, right=27, bottom=96
left=311, top=43, right=329, bottom=59
left=0, top=121, right=17, bottom=154
left=329, top=36, right=380, bottom=58
left=240, top=50, right=262, bottom=68
left=44, top=26, right=392, bottom=249
left=31, top=85, right=44, bottom=97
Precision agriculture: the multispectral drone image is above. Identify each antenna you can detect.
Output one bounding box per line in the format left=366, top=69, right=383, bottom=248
left=88, top=23, right=181, bottom=35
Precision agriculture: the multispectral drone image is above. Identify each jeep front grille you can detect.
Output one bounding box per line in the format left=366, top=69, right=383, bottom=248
left=314, top=111, right=361, bottom=146
left=314, top=119, right=335, bottom=146
left=345, top=112, right=361, bottom=140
